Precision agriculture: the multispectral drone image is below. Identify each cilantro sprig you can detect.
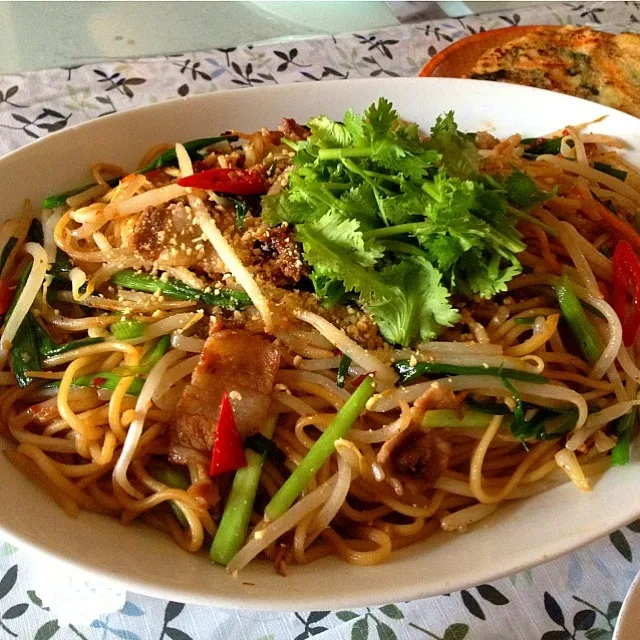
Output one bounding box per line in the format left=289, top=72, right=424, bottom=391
left=263, top=98, right=552, bottom=347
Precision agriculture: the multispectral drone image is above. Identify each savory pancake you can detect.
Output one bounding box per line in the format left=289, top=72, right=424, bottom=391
left=468, top=26, right=640, bottom=118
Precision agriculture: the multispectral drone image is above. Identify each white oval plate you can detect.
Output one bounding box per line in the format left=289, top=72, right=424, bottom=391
left=1, top=78, right=640, bottom=610
left=615, top=572, right=640, bottom=640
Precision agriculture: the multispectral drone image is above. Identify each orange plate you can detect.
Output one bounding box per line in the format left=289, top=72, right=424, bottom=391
left=419, top=25, right=558, bottom=78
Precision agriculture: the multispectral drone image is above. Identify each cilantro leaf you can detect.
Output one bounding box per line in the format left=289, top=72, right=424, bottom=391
left=296, top=212, right=385, bottom=300
left=505, top=170, right=555, bottom=209
left=336, top=184, right=381, bottom=230
left=457, top=249, right=522, bottom=298
left=365, top=97, right=398, bottom=141
left=261, top=192, right=310, bottom=226
left=381, top=191, right=428, bottom=225
left=343, top=109, right=367, bottom=146
left=428, top=111, right=479, bottom=179
left=309, top=270, right=347, bottom=308
left=368, top=257, right=460, bottom=346
left=260, top=99, right=527, bottom=347
left=307, top=115, right=352, bottom=148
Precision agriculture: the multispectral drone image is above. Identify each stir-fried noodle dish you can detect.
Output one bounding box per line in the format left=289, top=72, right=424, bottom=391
left=3, top=99, right=640, bottom=574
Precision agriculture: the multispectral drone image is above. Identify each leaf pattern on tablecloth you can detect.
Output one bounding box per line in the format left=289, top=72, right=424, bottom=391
left=0, top=2, right=639, bottom=639
left=409, top=622, right=469, bottom=640
left=609, top=519, right=640, bottom=562
left=330, top=605, right=405, bottom=640
left=0, top=0, right=636, bottom=153
left=540, top=592, right=622, bottom=640
left=0, top=86, right=26, bottom=109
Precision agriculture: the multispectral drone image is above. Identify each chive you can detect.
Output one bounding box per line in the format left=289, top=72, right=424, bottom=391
left=393, top=359, right=547, bottom=386
left=554, top=275, right=601, bottom=364
left=264, top=376, right=375, bottom=522
left=514, top=407, right=577, bottom=441
left=42, top=135, right=239, bottom=209
left=593, top=162, right=627, bottom=182
left=111, top=269, right=251, bottom=310
left=139, top=335, right=170, bottom=371
left=501, top=374, right=526, bottom=440
left=113, top=335, right=171, bottom=378
left=228, top=196, right=249, bottom=230
left=33, top=321, right=104, bottom=357
left=137, top=135, right=238, bottom=173
left=110, top=319, right=146, bottom=340
left=42, top=177, right=120, bottom=210
left=71, top=372, right=144, bottom=395
left=6, top=264, right=29, bottom=318
left=521, top=137, right=562, bottom=159
left=211, top=416, right=278, bottom=566
left=0, top=237, right=17, bottom=274
left=6, top=265, right=41, bottom=387
left=514, top=317, right=536, bottom=326
left=148, top=459, right=190, bottom=526
left=466, top=398, right=513, bottom=414
left=612, top=411, right=636, bottom=466
left=537, top=411, right=579, bottom=440
left=27, top=218, right=44, bottom=245
left=11, top=313, right=42, bottom=388
left=44, top=337, right=104, bottom=358
left=244, top=432, right=285, bottom=464
left=336, top=354, right=351, bottom=388
left=49, top=249, right=72, bottom=280
left=421, top=409, right=510, bottom=429
left=465, top=398, right=577, bottom=439
left=499, top=370, right=578, bottom=441
left=210, top=450, right=263, bottom=565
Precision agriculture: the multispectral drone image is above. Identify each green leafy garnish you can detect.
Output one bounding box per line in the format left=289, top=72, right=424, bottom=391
left=111, top=269, right=251, bottom=310
left=593, top=162, right=627, bottom=182
left=505, top=171, right=555, bottom=210
left=520, top=137, right=563, bottom=159
left=265, top=99, right=533, bottom=346
left=499, top=372, right=576, bottom=441
left=336, top=354, right=351, bottom=388
left=49, top=249, right=72, bottom=280
left=612, top=411, right=636, bottom=466
left=0, top=237, right=17, bottom=275
left=500, top=374, right=527, bottom=439
left=393, top=359, right=548, bottom=385
left=27, top=219, right=44, bottom=245
left=427, top=111, right=479, bottom=179
left=110, top=319, right=146, bottom=340
left=368, top=257, right=460, bottom=345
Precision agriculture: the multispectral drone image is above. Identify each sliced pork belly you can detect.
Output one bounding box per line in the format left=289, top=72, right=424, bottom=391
left=170, top=329, right=280, bottom=455
left=131, top=202, right=224, bottom=276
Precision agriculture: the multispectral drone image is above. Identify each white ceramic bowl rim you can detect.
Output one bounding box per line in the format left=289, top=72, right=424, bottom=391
left=0, top=78, right=639, bottom=610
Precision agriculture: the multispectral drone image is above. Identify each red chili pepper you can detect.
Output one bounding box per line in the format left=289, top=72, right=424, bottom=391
left=612, top=240, right=640, bottom=346
left=178, top=168, right=267, bottom=195
left=0, top=281, right=14, bottom=315
left=209, top=391, right=248, bottom=477
left=351, top=373, right=373, bottom=389
left=92, top=377, right=107, bottom=387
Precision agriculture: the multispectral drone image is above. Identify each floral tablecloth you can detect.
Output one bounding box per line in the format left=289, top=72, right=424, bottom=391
left=1, top=2, right=640, bottom=638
